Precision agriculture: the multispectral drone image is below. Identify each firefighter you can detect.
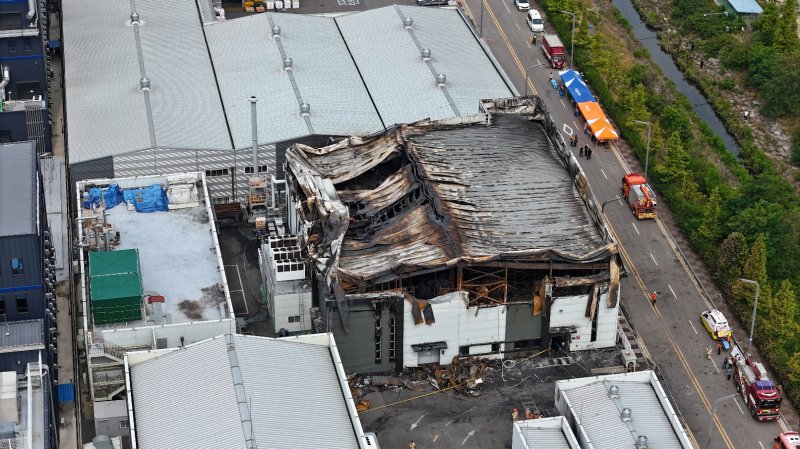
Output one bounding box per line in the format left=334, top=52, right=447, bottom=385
left=531, top=34, right=537, bottom=45
left=726, top=364, right=734, bottom=381
left=650, top=291, right=657, bottom=306
left=512, top=408, right=519, bottom=421
left=409, top=441, right=416, bottom=449
left=717, top=341, right=723, bottom=355
left=706, top=346, right=712, bottom=360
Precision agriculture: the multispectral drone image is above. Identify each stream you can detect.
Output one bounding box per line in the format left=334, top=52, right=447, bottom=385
left=611, top=0, right=740, bottom=155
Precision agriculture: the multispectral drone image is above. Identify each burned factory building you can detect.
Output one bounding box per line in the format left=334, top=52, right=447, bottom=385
left=275, top=97, right=621, bottom=374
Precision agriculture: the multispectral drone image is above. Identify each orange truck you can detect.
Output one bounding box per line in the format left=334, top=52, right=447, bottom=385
left=621, top=174, right=657, bottom=220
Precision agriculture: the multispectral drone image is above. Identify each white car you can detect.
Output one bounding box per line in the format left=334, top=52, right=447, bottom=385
left=514, top=0, right=530, bottom=11
left=527, top=9, right=544, bottom=32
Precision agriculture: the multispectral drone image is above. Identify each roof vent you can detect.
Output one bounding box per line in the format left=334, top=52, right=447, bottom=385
left=436, top=73, right=446, bottom=86
left=621, top=407, right=632, bottom=422
left=403, top=17, right=413, bottom=28
left=608, top=384, right=620, bottom=399
left=272, top=25, right=281, bottom=38
left=130, top=12, right=140, bottom=24
left=139, top=77, right=151, bottom=91
left=421, top=48, right=431, bottom=60
left=300, top=102, right=310, bottom=116
left=283, top=57, right=293, bottom=71
left=635, top=435, right=648, bottom=449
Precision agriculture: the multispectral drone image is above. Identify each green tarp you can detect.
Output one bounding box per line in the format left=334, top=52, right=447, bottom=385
left=89, top=249, right=143, bottom=324
left=89, top=249, right=140, bottom=276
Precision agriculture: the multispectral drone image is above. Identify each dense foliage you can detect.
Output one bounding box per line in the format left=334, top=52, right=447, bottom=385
left=536, top=0, right=800, bottom=404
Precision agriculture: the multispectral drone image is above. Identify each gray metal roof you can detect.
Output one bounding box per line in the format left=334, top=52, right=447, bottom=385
left=0, top=141, right=36, bottom=237
left=336, top=6, right=514, bottom=125
left=557, top=371, right=692, bottom=449
left=130, top=334, right=359, bottom=449
left=62, top=0, right=232, bottom=164
left=726, top=0, right=762, bottom=13
left=0, top=319, right=44, bottom=354
left=514, top=417, right=579, bottom=449
left=205, top=13, right=383, bottom=149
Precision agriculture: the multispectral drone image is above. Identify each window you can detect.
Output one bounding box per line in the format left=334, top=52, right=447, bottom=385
left=23, top=38, right=32, bottom=52
left=244, top=165, right=268, bottom=174
left=10, top=258, right=23, bottom=275
left=7, top=40, right=16, bottom=53
left=0, top=297, right=5, bottom=315
left=204, top=168, right=229, bottom=178
left=120, top=420, right=129, bottom=429
left=287, top=315, right=301, bottom=323
left=15, top=295, right=27, bottom=314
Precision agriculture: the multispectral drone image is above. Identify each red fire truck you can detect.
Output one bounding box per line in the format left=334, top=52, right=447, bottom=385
left=731, top=343, right=782, bottom=421
left=621, top=174, right=657, bottom=220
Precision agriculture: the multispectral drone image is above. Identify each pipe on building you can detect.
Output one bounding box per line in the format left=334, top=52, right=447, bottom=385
left=250, top=96, right=259, bottom=175
left=26, top=0, right=35, bottom=21
left=0, top=66, right=9, bottom=101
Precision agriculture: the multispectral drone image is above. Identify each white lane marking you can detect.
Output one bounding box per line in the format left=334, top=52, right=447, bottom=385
left=734, top=397, right=745, bottom=415
left=600, top=168, right=608, bottom=180
left=503, top=1, right=511, bottom=14
left=445, top=420, right=453, bottom=428
left=526, top=39, right=531, bottom=48
left=668, top=284, right=677, bottom=299
left=560, top=99, right=566, bottom=108
left=536, top=58, right=541, bottom=65
left=712, top=359, right=720, bottom=373
left=688, top=320, right=698, bottom=334
left=562, top=123, right=573, bottom=136
left=631, top=222, right=640, bottom=235
left=649, top=253, right=658, bottom=266
left=618, top=197, right=624, bottom=206
left=515, top=22, right=520, bottom=30
left=433, top=435, right=440, bottom=443
left=758, top=442, right=765, bottom=449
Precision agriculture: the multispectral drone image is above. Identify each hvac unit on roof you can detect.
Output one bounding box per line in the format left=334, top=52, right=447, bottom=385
left=621, top=407, right=632, bottom=422
left=635, top=435, right=649, bottom=449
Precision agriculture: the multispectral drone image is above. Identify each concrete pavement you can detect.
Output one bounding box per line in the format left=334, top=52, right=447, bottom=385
left=458, top=0, right=794, bottom=447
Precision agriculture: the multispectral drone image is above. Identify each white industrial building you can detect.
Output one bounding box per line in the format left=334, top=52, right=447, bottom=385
left=554, top=370, right=693, bottom=449
left=75, top=172, right=235, bottom=401
left=512, top=416, right=581, bottom=449
left=124, top=333, right=368, bottom=449
left=62, top=0, right=515, bottom=203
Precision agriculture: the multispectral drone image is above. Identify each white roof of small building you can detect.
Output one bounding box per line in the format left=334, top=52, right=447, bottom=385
left=555, top=370, right=693, bottom=449
left=128, top=333, right=362, bottom=449
left=513, top=417, right=580, bottom=449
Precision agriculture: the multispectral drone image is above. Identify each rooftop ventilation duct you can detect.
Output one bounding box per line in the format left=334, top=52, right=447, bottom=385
left=26, top=0, right=35, bottom=20
left=421, top=48, right=431, bottom=61
left=272, top=25, right=281, bottom=38
left=635, top=435, right=648, bottom=449
left=403, top=17, right=413, bottom=28
left=283, top=58, right=293, bottom=71
left=608, top=384, right=620, bottom=399
left=621, top=407, right=632, bottom=422
left=300, top=102, right=310, bottom=117
left=436, top=73, right=446, bottom=87
left=130, top=12, right=140, bottom=24
left=250, top=96, right=259, bottom=174
left=140, top=77, right=151, bottom=91
left=0, top=66, right=9, bottom=101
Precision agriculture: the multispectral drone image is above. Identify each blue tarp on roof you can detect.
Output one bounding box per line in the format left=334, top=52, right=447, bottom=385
left=57, top=383, right=75, bottom=403
left=559, top=70, right=595, bottom=104
left=726, top=0, right=762, bottom=14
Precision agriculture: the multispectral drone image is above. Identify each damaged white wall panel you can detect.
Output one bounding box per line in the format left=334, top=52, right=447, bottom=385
left=549, top=290, right=619, bottom=351
left=403, top=292, right=505, bottom=367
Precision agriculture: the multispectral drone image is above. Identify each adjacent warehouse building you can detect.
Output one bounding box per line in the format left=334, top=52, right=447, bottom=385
left=277, top=97, right=622, bottom=374
left=124, top=333, right=368, bottom=449
left=61, top=1, right=515, bottom=202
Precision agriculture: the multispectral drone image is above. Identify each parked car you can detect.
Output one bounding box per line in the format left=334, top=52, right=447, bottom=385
left=527, top=9, right=544, bottom=32
left=514, top=0, right=530, bottom=11
left=417, top=0, right=450, bottom=5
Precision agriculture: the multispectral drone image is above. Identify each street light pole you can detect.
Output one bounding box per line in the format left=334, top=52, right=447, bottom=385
left=632, top=120, right=652, bottom=177
left=559, top=10, right=576, bottom=68
left=479, top=0, right=484, bottom=37
left=601, top=195, right=625, bottom=213
left=523, top=63, right=546, bottom=97
left=705, top=393, right=737, bottom=449
left=737, top=278, right=760, bottom=354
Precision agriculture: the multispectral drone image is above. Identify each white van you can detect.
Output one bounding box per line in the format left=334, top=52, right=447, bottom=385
left=527, top=9, right=544, bottom=32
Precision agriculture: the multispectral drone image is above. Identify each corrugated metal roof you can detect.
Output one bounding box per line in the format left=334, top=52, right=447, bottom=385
left=130, top=334, right=359, bottom=449
left=336, top=6, right=513, bottom=125
left=205, top=13, right=383, bottom=149
left=558, top=372, right=691, bottom=449
left=62, top=0, right=232, bottom=164
left=726, top=0, right=762, bottom=14
left=0, top=141, right=36, bottom=236
left=514, top=417, right=579, bottom=449
left=0, top=320, right=44, bottom=354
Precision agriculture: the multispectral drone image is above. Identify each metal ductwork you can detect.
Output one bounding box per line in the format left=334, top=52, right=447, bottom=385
left=621, top=407, right=632, bottom=422
left=250, top=96, right=258, bottom=173
left=0, top=66, right=9, bottom=101
left=608, top=384, right=620, bottom=399
left=26, top=0, right=35, bottom=20
left=403, top=17, right=413, bottom=28
left=635, top=435, right=648, bottom=449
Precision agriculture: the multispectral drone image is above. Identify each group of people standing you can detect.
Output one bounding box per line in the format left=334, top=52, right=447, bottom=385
left=569, top=133, right=592, bottom=160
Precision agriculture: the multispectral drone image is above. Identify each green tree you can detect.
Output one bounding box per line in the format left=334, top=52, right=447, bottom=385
left=743, top=233, right=768, bottom=285
left=622, top=83, right=650, bottom=123
left=731, top=234, right=770, bottom=318
left=716, top=232, right=749, bottom=289
left=760, top=52, right=800, bottom=117
left=775, top=0, right=800, bottom=52
left=698, top=187, right=722, bottom=241
left=756, top=2, right=780, bottom=46
left=655, top=131, right=689, bottom=183
left=762, top=280, right=799, bottom=344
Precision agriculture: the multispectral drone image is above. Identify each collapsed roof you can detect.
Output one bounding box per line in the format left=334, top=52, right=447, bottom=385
left=285, top=98, right=617, bottom=289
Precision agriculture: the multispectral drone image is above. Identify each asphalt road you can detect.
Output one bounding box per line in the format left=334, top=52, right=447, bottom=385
left=457, top=0, right=792, bottom=447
